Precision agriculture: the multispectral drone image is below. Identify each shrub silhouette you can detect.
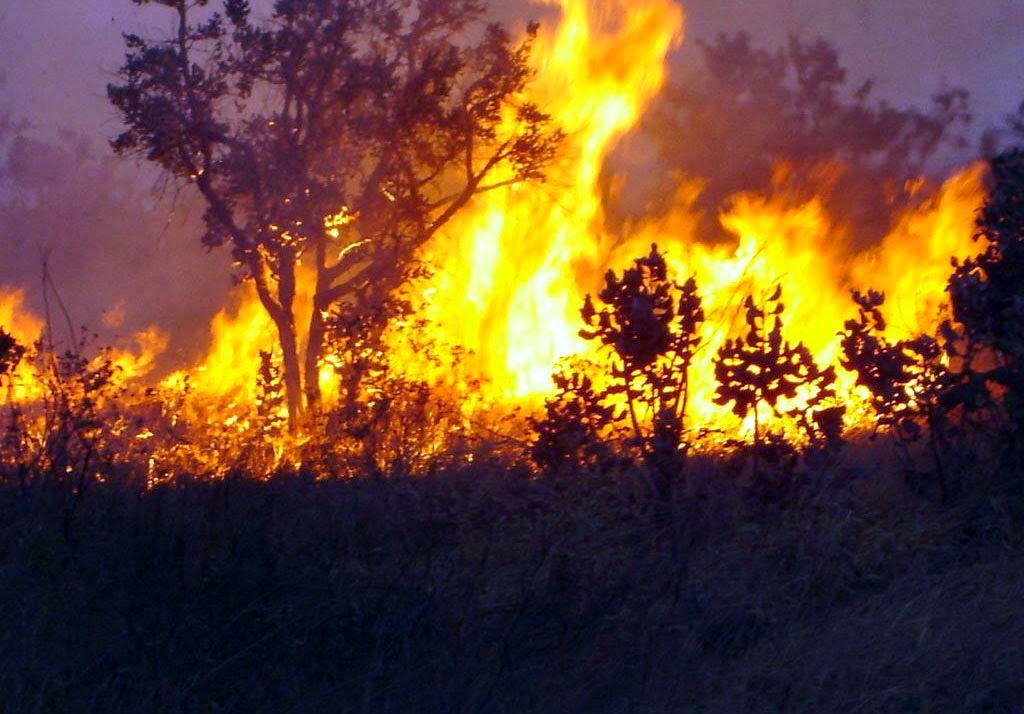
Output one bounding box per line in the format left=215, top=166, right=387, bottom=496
left=0, top=328, right=26, bottom=490
left=713, top=285, right=841, bottom=467
left=0, top=328, right=23, bottom=379
left=579, top=244, right=704, bottom=451
left=529, top=363, right=622, bottom=475
left=532, top=245, right=704, bottom=498
left=316, top=298, right=476, bottom=479
left=840, top=289, right=958, bottom=501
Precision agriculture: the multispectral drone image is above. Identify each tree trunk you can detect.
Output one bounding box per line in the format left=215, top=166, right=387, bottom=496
left=263, top=252, right=303, bottom=429
left=303, top=305, right=325, bottom=413
left=277, top=316, right=303, bottom=429
left=303, top=234, right=330, bottom=414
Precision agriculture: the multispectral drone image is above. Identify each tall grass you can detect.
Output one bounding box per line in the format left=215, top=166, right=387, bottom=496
left=1, top=445, right=1022, bottom=713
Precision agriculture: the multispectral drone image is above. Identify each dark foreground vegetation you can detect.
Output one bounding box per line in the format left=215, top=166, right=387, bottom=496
left=2, top=449, right=1024, bottom=713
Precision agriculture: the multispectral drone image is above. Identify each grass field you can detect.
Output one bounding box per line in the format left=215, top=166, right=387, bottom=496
left=2, top=445, right=1022, bottom=713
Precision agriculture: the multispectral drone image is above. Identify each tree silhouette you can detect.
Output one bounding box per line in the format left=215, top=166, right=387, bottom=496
left=0, top=329, right=23, bottom=379
left=580, top=244, right=704, bottom=459
left=713, top=285, right=838, bottom=453
left=529, top=365, right=621, bottom=475
left=109, top=0, right=562, bottom=425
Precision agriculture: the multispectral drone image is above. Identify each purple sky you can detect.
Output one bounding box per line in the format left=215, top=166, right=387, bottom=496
left=2, top=1, right=1022, bottom=140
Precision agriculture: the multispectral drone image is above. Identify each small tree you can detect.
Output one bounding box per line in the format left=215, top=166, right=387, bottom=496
left=530, top=363, right=622, bottom=475
left=315, top=309, right=476, bottom=479
left=531, top=245, right=704, bottom=498
left=713, top=285, right=839, bottom=456
left=0, top=328, right=23, bottom=380
left=578, top=244, right=705, bottom=459
left=0, top=328, right=26, bottom=488
left=840, top=289, right=956, bottom=501
left=109, top=0, right=562, bottom=425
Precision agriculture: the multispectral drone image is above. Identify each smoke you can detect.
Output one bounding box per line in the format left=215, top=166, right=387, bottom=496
left=677, top=0, right=1024, bottom=131
left=0, top=1, right=232, bottom=369
left=605, top=29, right=977, bottom=258
left=0, top=124, right=231, bottom=369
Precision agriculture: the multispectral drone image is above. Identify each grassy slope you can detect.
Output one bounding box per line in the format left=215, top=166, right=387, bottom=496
left=1, top=456, right=1022, bottom=713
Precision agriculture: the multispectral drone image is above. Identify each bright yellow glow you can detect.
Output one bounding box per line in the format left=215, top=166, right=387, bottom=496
left=0, top=0, right=989, bottom=456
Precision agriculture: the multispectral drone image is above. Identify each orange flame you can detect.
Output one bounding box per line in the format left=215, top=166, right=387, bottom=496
left=407, top=0, right=985, bottom=433
left=0, top=288, right=44, bottom=401
left=419, top=0, right=685, bottom=400
left=2, top=0, right=986, bottom=447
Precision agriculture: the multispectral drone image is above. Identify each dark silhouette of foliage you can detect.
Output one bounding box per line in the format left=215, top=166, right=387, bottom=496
left=245, top=350, right=287, bottom=469
left=713, top=285, right=839, bottom=453
left=314, top=298, right=477, bottom=479
left=529, top=363, right=622, bottom=475
left=0, top=328, right=163, bottom=538
left=109, top=0, right=562, bottom=424
left=532, top=245, right=704, bottom=499
left=949, top=148, right=1024, bottom=440
left=255, top=350, right=286, bottom=437
left=579, top=244, right=705, bottom=458
left=0, top=328, right=23, bottom=378
left=0, top=329, right=26, bottom=489
left=840, top=289, right=957, bottom=501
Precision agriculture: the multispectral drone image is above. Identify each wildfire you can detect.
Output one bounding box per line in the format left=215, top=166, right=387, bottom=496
left=421, top=0, right=685, bottom=399
left=0, top=0, right=989, bottom=446
left=412, top=0, right=985, bottom=432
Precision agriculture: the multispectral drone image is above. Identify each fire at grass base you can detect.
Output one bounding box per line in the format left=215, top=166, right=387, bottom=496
left=0, top=148, right=1017, bottom=495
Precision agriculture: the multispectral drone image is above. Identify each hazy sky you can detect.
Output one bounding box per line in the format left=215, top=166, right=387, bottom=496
left=2, top=0, right=1022, bottom=139
left=681, top=0, right=1024, bottom=126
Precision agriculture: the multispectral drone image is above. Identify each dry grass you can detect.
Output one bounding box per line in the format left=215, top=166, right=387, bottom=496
left=0, top=449, right=1022, bottom=713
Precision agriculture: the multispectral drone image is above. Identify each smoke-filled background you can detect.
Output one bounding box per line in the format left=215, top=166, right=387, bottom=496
left=1, top=0, right=1023, bottom=372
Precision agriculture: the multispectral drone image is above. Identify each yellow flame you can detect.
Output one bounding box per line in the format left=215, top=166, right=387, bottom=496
left=408, top=0, right=985, bottom=434
left=163, top=285, right=276, bottom=405
left=420, top=0, right=685, bottom=400
left=0, top=287, right=44, bottom=401
left=1, top=0, right=989, bottom=450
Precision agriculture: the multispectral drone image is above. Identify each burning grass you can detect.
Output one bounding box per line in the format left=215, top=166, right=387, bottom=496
left=2, top=227, right=1023, bottom=711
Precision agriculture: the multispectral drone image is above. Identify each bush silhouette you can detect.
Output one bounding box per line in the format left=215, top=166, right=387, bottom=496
left=532, top=245, right=704, bottom=499
left=840, top=289, right=958, bottom=501
left=530, top=363, right=622, bottom=475
left=713, top=285, right=840, bottom=456
left=949, top=148, right=1024, bottom=448
left=0, top=328, right=23, bottom=378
